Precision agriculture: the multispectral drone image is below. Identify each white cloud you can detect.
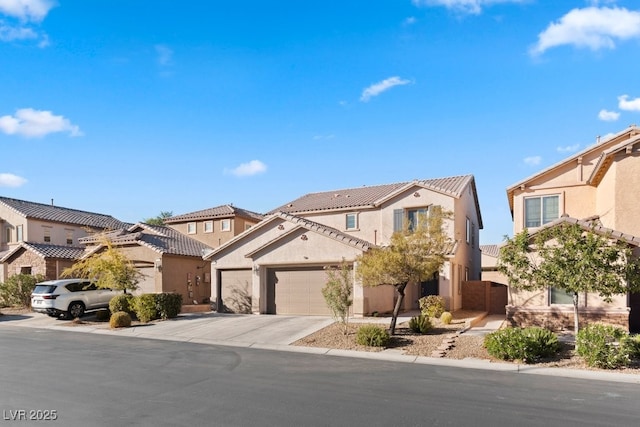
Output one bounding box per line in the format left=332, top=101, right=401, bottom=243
left=411, top=0, right=525, bottom=15
left=360, top=76, right=411, bottom=102
left=0, top=108, right=82, bottom=138
left=313, top=134, right=335, bottom=141
left=523, top=156, right=542, bottom=166
left=0, top=0, right=55, bottom=22
left=0, top=0, right=55, bottom=46
left=227, top=160, right=267, bottom=177
left=530, top=7, right=640, bottom=56
left=404, top=16, right=417, bottom=25
left=598, top=109, right=620, bottom=121
left=618, top=94, right=640, bottom=111
left=155, top=44, right=173, bottom=66
left=0, top=172, right=27, bottom=187
left=557, top=144, right=580, bottom=153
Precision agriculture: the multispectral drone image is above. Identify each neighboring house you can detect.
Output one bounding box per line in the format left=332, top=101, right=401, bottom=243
left=0, top=196, right=129, bottom=282
left=479, top=244, right=508, bottom=286
left=505, top=125, right=640, bottom=331
left=78, top=223, right=213, bottom=306
left=205, top=175, right=482, bottom=316
left=163, top=205, right=264, bottom=249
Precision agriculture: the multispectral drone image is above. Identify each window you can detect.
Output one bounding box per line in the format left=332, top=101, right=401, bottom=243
left=16, top=225, right=23, bottom=242
left=4, top=227, right=10, bottom=243
left=466, top=218, right=471, bottom=244
left=221, top=219, right=231, bottom=232
left=43, top=227, right=51, bottom=243
left=245, top=223, right=252, bottom=231
left=204, top=221, right=213, bottom=233
left=65, top=230, right=74, bottom=245
left=524, top=195, right=559, bottom=228
left=550, top=287, right=574, bottom=305
left=187, top=222, right=196, bottom=234
left=394, top=207, right=429, bottom=232
left=345, top=213, right=358, bottom=230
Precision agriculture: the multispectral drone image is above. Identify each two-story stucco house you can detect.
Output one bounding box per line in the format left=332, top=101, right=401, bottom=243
left=163, top=205, right=264, bottom=249
left=505, top=125, right=640, bottom=332
left=0, top=197, right=129, bottom=281
left=205, top=175, right=482, bottom=316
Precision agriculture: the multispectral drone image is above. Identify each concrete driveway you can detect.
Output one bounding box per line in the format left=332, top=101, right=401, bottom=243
left=1, top=311, right=335, bottom=347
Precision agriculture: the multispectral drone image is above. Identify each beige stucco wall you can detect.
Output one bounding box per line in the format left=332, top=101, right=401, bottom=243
left=612, top=153, right=640, bottom=236
left=167, top=217, right=259, bottom=249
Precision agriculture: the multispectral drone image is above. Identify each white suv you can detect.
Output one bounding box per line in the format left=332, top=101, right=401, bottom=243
left=31, top=279, right=120, bottom=319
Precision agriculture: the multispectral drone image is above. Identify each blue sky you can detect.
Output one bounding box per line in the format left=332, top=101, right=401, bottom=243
left=1, top=0, right=640, bottom=244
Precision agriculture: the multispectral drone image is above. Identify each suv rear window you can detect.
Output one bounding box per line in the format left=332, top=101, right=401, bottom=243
left=33, top=285, right=58, bottom=294
left=65, top=282, right=92, bottom=292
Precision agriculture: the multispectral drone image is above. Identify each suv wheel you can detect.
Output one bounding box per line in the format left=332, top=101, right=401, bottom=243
left=67, top=302, right=85, bottom=319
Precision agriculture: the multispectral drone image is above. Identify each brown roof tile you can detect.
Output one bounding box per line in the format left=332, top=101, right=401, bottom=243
left=164, top=204, right=264, bottom=224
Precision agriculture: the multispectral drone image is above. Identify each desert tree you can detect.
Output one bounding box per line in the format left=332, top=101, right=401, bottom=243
left=356, top=206, right=452, bottom=335
left=62, top=239, right=142, bottom=293
left=498, top=221, right=640, bottom=335
left=322, top=260, right=353, bottom=334
left=143, top=211, right=173, bottom=226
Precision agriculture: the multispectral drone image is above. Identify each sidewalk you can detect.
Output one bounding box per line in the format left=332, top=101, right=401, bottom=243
left=2, top=310, right=638, bottom=384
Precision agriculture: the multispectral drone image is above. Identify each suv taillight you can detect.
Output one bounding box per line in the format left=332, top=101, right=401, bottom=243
left=42, top=295, right=59, bottom=300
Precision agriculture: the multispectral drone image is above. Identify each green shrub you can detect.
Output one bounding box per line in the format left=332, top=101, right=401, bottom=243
left=576, top=324, right=635, bottom=369
left=408, top=315, right=432, bottom=334
left=484, top=327, right=560, bottom=363
left=440, top=311, right=453, bottom=325
left=109, top=293, right=135, bottom=315
left=418, top=295, right=445, bottom=318
left=95, top=309, right=110, bottom=322
left=0, top=274, right=46, bottom=307
left=133, top=294, right=158, bottom=323
left=356, top=325, right=390, bottom=347
left=110, top=311, right=132, bottom=328
left=155, top=293, right=182, bottom=319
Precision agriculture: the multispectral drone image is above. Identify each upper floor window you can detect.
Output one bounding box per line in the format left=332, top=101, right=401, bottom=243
left=4, top=227, right=11, bottom=243
left=466, top=218, right=471, bottom=244
left=16, top=225, right=23, bottom=242
left=203, top=221, right=213, bottom=233
left=394, top=207, right=429, bottom=232
left=43, top=227, right=51, bottom=243
left=345, top=213, right=358, bottom=230
left=65, top=230, right=74, bottom=245
left=220, top=219, right=231, bottom=232
left=524, top=195, right=559, bottom=228
left=187, top=222, right=196, bottom=234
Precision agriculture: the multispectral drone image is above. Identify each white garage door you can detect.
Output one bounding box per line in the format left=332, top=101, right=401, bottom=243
left=220, top=269, right=252, bottom=313
left=270, top=268, right=331, bottom=315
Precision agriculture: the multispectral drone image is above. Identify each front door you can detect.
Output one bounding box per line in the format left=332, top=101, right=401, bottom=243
left=630, top=292, right=640, bottom=333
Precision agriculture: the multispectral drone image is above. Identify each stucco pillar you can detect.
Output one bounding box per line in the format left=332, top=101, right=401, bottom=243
left=252, top=264, right=262, bottom=314
left=352, top=261, right=365, bottom=317
left=212, top=267, right=221, bottom=312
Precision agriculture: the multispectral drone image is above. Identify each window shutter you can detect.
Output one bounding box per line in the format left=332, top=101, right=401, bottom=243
left=393, top=209, right=403, bottom=232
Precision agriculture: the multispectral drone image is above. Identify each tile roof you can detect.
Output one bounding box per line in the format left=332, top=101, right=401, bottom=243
left=0, top=242, right=86, bottom=262
left=79, top=223, right=213, bottom=257
left=522, top=216, right=640, bottom=247
left=268, top=175, right=476, bottom=215
left=164, top=204, right=264, bottom=224
left=0, top=196, right=130, bottom=230
left=480, top=244, right=500, bottom=258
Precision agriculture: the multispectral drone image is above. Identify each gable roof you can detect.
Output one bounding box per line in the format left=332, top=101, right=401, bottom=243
left=0, top=196, right=130, bottom=230
left=513, top=216, right=640, bottom=248
left=480, top=244, right=500, bottom=258
left=505, top=125, right=640, bottom=214
left=78, top=223, right=213, bottom=257
left=163, top=204, right=264, bottom=224
left=268, top=175, right=482, bottom=228
left=0, top=242, right=86, bottom=263
left=587, top=132, right=640, bottom=186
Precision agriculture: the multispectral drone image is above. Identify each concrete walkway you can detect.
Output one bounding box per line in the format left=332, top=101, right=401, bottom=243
left=1, top=310, right=638, bottom=384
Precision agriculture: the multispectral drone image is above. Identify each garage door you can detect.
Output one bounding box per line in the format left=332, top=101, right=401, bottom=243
left=220, top=269, right=252, bottom=313
left=269, top=268, right=331, bottom=315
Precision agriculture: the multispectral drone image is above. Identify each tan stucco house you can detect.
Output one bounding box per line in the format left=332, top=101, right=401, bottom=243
left=0, top=197, right=129, bottom=281
left=163, top=205, right=264, bottom=249
left=205, top=175, right=482, bottom=316
left=505, top=125, right=640, bottom=332
left=78, top=223, right=213, bottom=306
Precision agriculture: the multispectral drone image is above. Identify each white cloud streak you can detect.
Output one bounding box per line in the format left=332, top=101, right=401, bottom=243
left=411, top=0, right=525, bottom=15
left=360, top=76, right=411, bottom=102
left=0, top=108, right=83, bottom=138
left=557, top=144, right=580, bottom=153
left=531, top=7, right=640, bottom=56
left=0, top=0, right=55, bottom=22
left=227, top=160, right=267, bottom=177
left=598, top=109, right=620, bottom=121
left=0, top=172, right=27, bottom=187
left=618, top=94, right=640, bottom=111
left=523, top=156, right=542, bottom=166
left=155, top=44, right=173, bottom=66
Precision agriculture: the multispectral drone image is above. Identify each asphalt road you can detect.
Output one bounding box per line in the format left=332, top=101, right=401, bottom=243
left=1, top=326, right=638, bottom=427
